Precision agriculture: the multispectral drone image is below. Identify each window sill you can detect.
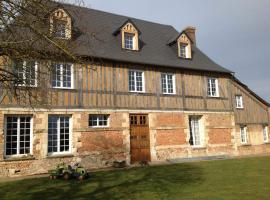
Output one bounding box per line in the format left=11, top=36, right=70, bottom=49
left=47, top=154, right=74, bottom=159
left=129, top=91, right=145, bottom=94
left=207, top=96, right=220, bottom=99
left=3, top=155, right=35, bottom=162
left=191, top=146, right=207, bottom=150
left=52, top=87, right=74, bottom=90
left=240, top=143, right=252, bottom=147
left=162, top=93, right=176, bottom=96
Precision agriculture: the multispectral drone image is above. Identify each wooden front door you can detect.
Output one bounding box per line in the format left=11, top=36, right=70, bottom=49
left=130, top=114, right=151, bottom=164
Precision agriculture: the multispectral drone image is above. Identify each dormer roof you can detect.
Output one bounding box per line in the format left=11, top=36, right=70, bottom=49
left=113, top=19, right=141, bottom=36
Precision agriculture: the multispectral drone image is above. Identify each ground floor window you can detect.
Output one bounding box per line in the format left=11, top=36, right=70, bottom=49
left=240, top=126, right=248, bottom=144
left=189, top=116, right=203, bottom=147
left=263, top=126, right=269, bottom=143
left=89, top=115, right=109, bottom=127
left=5, top=116, right=32, bottom=156
left=48, top=116, right=71, bottom=154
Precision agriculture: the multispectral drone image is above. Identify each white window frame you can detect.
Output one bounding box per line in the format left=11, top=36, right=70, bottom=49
left=47, top=116, right=72, bottom=156
left=179, top=43, right=187, bottom=58
left=189, top=116, right=204, bottom=148
left=128, top=70, right=145, bottom=93
left=263, top=126, right=269, bottom=143
left=52, top=63, right=74, bottom=89
left=16, top=61, right=38, bottom=87
left=54, top=19, right=68, bottom=39
left=4, top=116, right=33, bottom=158
left=89, top=115, right=110, bottom=128
left=161, top=73, right=176, bottom=95
left=207, top=77, right=219, bottom=97
left=240, top=126, right=248, bottom=144
left=236, top=95, right=244, bottom=109
left=124, top=32, right=135, bottom=50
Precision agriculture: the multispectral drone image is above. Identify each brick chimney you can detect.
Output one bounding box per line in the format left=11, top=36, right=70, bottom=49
left=184, top=26, right=196, bottom=45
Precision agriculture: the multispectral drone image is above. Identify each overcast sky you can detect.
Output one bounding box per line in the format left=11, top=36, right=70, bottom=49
left=82, top=0, right=270, bottom=102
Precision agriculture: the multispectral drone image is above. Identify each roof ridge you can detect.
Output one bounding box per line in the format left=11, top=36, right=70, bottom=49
left=59, top=2, right=176, bottom=29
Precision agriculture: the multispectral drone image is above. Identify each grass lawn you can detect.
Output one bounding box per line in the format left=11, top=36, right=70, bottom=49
left=1, top=156, right=270, bottom=200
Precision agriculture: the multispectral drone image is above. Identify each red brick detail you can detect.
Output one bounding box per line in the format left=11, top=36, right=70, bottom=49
left=156, top=129, right=186, bottom=146
left=79, top=131, right=125, bottom=152
left=207, top=115, right=231, bottom=127
left=156, top=113, right=185, bottom=127
left=208, top=129, right=232, bottom=144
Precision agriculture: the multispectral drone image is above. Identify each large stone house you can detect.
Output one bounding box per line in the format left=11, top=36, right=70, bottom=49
left=0, top=3, right=269, bottom=176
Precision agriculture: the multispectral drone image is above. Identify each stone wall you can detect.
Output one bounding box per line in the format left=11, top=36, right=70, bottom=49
left=0, top=109, right=270, bottom=177
left=152, top=112, right=235, bottom=161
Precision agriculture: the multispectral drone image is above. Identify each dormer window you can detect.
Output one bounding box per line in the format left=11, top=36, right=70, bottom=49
left=54, top=19, right=67, bottom=39
left=179, top=43, right=188, bottom=58
left=124, top=33, right=135, bottom=50
left=50, top=8, right=72, bottom=40
left=177, top=33, right=192, bottom=59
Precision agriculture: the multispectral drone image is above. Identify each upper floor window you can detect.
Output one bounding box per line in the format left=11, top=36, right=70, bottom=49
left=5, top=116, right=32, bottom=157
left=263, top=126, right=269, bottom=143
left=124, top=33, right=135, bottom=50
left=129, top=70, right=145, bottom=92
left=207, top=78, right=219, bottom=97
left=236, top=95, right=244, bottom=109
left=179, top=43, right=187, bottom=58
left=240, top=126, right=248, bottom=144
left=50, top=8, right=72, bottom=40
left=52, top=63, right=73, bottom=89
left=161, top=73, right=175, bottom=94
left=53, top=19, right=68, bottom=39
left=14, top=61, right=38, bottom=87
left=89, top=115, right=109, bottom=128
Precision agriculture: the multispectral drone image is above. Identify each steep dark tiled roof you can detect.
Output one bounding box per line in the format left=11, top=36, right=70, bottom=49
left=60, top=3, right=232, bottom=73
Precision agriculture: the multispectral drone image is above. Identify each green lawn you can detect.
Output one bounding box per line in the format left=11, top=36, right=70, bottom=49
left=1, top=156, right=270, bottom=200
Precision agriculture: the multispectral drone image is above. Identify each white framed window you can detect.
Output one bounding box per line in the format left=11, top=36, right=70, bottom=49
left=89, top=115, right=109, bottom=128
left=48, top=116, right=72, bottom=155
left=240, top=126, right=248, bottom=144
left=179, top=43, right=187, bottom=58
left=52, top=63, right=73, bottom=89
left=263, top=126, right=269, bottom=143
left=54, top=19, right=67, bottom=39
left=14, top=61, right=38, bottom=87
left=128, top=70, right=145, bottom=92
left=236, top=95, right=244, bottom=108
left=189, top=116, right=204, bottom=147
left=124, top=33, right=135, bottom=50
left=4, top=116, right=33, bottom=157
left=207, top=78, right=219, bottom=97
left=161, top=73, right=175, bottom=94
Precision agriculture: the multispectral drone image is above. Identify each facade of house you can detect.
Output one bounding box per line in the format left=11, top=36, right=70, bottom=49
left=0, top=3, right=269, bottom=176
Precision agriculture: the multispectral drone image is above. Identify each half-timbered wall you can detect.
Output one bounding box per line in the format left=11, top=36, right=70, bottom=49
left=231, top=81, right=269, bottom=124
left=0, top=60, right=233, bottom=112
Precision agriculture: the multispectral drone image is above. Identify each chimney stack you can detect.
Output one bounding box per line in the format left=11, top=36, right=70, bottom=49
left=184, top=26, right=196, bottom=45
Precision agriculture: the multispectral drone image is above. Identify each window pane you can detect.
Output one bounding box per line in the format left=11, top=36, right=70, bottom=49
left=54, top=20, right=67, bottom=38
left=129, top=71, right=135, bottom=91
left=62, top=64, right=72, bottom=88
left=124, top=33, right=134, bottom=50
left=5, top=117, right=18, bottom=155
left=89, top=115, right=109, bottom=127
left=48, top=116, right=58, bottom=153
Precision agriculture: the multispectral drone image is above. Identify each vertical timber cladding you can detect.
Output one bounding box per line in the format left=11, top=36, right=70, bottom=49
left=130, top=114, right=151, bottom=163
